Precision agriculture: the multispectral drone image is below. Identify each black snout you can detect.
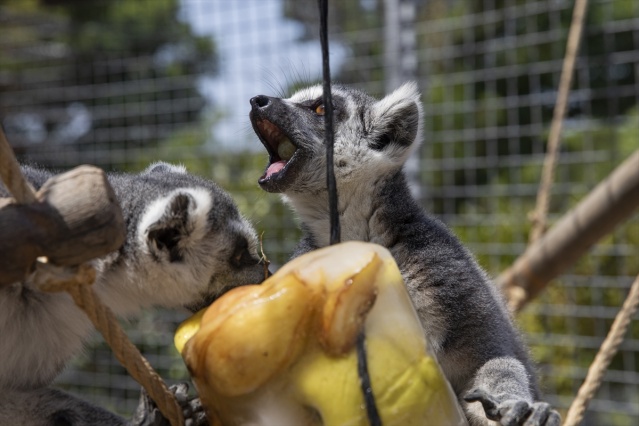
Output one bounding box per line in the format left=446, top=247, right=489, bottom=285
left=250, top=95, right=271, bottom=110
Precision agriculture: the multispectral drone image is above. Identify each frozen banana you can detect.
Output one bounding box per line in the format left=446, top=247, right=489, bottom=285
left=176, top=241, right=467, bottom=426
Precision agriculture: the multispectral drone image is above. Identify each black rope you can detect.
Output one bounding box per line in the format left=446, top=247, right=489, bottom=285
left=318, top=0, right=340, bottom=245
left=356, top=331, right=382, bottom=426
left=318, top=3, right=378, bottom=423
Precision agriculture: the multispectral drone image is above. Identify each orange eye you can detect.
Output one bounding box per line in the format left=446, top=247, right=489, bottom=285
left=315, top=104, right=325, bottom=115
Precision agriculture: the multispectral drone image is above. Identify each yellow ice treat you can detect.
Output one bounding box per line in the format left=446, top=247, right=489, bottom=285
left=182, top=274, right=316, bottom=397
left=290, top=340, right=456, bottom=426
left=174, top=308, right=205, bottom=354
left=175, top=242, right=467, bottom=426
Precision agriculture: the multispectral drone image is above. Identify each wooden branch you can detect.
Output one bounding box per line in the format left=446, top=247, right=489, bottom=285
left=500, top=149, right=639, bottom=311
left=0, top=166, right=126, bottom=286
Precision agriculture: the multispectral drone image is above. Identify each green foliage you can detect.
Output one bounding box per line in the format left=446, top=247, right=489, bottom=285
left=58, top=0, right=215, bottom=67
left=0, top=0, right=40, bottom=11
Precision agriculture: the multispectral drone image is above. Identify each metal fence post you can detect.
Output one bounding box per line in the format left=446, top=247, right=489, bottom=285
left=384, top=0, right=421, bottom=200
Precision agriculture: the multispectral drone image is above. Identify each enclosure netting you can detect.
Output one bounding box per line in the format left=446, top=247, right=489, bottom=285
left=1, top=0, right=638, bottom=424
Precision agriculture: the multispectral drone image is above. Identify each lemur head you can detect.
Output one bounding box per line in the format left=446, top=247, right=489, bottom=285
left=100, top=162, right=266, bottom=314
left=249, top=82, right=422, bottom=195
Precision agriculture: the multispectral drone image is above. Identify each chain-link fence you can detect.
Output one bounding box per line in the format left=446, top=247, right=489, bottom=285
left=1, top=0, right=638, bottom=424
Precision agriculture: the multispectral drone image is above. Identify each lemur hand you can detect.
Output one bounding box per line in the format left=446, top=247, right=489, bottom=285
left=464, top=389, right=561, bottom=426
left=130, top=383, right=208, bottom=426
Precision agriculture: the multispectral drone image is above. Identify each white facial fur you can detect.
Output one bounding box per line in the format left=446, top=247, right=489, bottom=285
left=136, top=188, right=213, bottom=256
left=96, top=187, right=261, bottom=315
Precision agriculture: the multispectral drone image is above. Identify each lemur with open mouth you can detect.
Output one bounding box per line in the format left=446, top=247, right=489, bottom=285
left=250, top=83, right=560, bottom=426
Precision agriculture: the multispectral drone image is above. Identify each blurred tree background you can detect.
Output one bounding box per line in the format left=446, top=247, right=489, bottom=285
left=0, top=0, right=215, bottom=166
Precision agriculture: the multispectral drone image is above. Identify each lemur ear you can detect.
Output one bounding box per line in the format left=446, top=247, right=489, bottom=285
left=143, top=161, right=187, bottom=175
left=140, top=189, right=212, bottom=262
left=369, top=82, right=422, bottom=159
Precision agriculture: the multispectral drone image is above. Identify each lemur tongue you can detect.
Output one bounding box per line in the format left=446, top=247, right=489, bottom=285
left=265, top=160, right=286, bottom=178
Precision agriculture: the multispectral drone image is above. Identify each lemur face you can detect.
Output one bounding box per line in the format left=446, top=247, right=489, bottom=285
left=249, top=83, right=423, bottom=195
left=97, top=162, right=268, bottom=315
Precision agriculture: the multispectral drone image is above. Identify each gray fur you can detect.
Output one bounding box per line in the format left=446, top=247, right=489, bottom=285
left=1, top=388, right=126, bottom=426
left=0, top=162, right=265, bottom=425
left=250, top=83, right=560, bottom=426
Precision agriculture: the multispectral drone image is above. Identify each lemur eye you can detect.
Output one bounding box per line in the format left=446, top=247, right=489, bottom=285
left=314, top=104, right=325, bottom=116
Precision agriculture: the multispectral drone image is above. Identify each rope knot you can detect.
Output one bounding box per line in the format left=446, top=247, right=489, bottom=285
left=34, top=261, right=96, bottom=293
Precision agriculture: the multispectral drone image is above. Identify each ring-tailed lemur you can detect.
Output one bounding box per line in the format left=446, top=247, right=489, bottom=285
left=0, top=162, right=266, bottom=425
left=249, top=83, right=561, bottom=426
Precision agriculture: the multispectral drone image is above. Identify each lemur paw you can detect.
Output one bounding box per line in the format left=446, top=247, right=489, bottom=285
left=130, top=383, right=208, bottom=426
left=464, top=389, right=561, bottom=426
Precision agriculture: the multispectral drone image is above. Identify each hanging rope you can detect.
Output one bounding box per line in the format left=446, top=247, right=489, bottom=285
left=563, top=274, right=639, bottom=426
left=34, top=262, right=184, bottom=426
left=528, top=0, right=589, bottom=244
left=0, top=129, right=184, bottom=426
left=318, top=0, right=340, bottom=245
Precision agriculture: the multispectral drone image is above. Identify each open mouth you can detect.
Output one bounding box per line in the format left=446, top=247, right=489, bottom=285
left=252, top=119, right=298, bottom=184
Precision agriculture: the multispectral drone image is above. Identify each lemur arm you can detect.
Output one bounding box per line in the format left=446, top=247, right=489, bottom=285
left=290, top=232, right=319, bottom=259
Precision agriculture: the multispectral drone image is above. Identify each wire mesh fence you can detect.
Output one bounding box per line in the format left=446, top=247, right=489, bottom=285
left=1, top=0, right=638, bottom=424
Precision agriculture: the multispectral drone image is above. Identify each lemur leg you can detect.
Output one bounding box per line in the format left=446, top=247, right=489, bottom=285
left=0, top=384, right=207, bottom=426
left=1, top=388, right=126, bottom=426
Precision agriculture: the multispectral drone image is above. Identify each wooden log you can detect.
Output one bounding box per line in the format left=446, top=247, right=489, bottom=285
left=0, top=165, right=125, bottom=286
left=499, top=149, right=639, bottom=311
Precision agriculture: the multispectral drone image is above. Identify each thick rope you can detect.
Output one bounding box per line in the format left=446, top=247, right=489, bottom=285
left=35, top=262, right=185, bottom=426
left=563, top=274, right=639, bottom=426
left=0, top=131, right=183, bottom=425
left=0, top=128, right=37, bottom=204
left=529, top=0, right=589, bottom=244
